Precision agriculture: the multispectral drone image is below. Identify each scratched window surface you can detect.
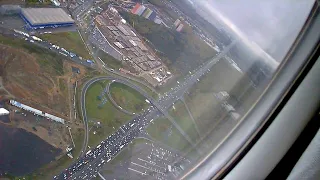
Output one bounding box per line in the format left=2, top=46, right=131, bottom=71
left=0, top=0, right=314, bottom=179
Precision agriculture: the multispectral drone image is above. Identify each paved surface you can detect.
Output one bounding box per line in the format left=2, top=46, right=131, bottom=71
left=99, top=139, right=191, bottom=180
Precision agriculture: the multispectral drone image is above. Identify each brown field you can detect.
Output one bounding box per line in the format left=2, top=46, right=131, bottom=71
left=0, top=44, right=67, bottom=114
left=0, top=44, right=88, bottom=150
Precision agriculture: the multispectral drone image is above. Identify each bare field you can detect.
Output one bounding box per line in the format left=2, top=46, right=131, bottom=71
left=0, top=45, right=68, bottom=115
left=0, top=42, right=88, bottom=151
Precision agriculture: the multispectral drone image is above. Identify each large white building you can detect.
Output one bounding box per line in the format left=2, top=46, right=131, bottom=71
left=9, top=100, right=65, bottom=124
left=0, top=108, right=9, bottom=116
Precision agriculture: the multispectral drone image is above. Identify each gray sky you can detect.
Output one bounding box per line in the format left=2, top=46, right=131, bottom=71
left=194, top=0, right=314, bottom=64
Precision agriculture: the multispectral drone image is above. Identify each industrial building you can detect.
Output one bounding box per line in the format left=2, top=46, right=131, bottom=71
left=131, top=3, right=159, bottom=22
left=90, top=7, right=172, bottom=86
left=20, top=8, right=74, bottom=29
left=0, top=5, right=21, bottom=15
left=176, top=24, right=184, bottom=32
left=174, top=19, right=184, bottom=32
left=9, top=100, right=65, bottom=124
left=174, top=19, right=181, bottom=27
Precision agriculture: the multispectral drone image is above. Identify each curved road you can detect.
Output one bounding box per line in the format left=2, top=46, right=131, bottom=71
left=78, top=38, right=237, bottom=157
left=79, top=75, right=196, bottom=157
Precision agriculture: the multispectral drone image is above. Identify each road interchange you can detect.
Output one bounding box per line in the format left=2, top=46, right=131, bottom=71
left=55, top=39, right=237, bottom=179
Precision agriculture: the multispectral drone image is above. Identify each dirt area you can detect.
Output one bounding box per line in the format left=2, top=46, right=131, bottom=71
left=0, top=44, right=86, bottom=117
left=11, top=108, right=70, bottom=149
left=0, top=44, right=88, bottom=151
left=0, top=0, right=24, bottom=5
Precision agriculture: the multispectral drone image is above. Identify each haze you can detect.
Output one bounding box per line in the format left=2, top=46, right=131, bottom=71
left=194, top=0, right=314, bottom=62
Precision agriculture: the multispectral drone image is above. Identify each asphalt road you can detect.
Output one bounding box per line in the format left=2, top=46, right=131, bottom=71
left=78, top=75, right=159, bottom=159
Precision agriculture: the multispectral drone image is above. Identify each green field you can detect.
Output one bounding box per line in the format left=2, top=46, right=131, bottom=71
left=184, top=58, right=261, bottom=138
left=169, top=100, right=200, bottom=142
left=96, top=50, right=123, bottom=70
left=85, top=81, right=132, bottom=147
left=184, top=59, right=243, bottom=133
left=0, top=34, right=64, bottom=75
left=109, top=82, right=149, bottom=113
left=147, top=117, right=192, bottom=152
left=40, top=32, right=92, bottom=60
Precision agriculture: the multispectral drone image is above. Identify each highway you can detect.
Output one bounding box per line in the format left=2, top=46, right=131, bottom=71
left=55, top=39, right=237, bottom=179
left=57, top=75, right=162, bottom=179
left=78, top=75, right=159, bottom=159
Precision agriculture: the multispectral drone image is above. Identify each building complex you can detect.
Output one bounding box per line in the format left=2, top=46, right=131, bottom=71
left=90, top=7, right=172, bottom=86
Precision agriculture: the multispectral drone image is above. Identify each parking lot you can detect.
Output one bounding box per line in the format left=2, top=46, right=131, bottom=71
left=100, top=139, right=191, bottom=180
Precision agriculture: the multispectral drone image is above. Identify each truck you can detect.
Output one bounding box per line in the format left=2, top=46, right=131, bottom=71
left=86, top=60, right=94, bottom=64
left=31, top=36, right=42, bottom=41
left=86, top=150, right=92, bottom=155
left=69, top=52, right=76, bottom=58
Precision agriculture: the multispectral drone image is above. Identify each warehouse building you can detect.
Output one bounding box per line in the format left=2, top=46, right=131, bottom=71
left=9, top=100, right=65, bottom=124
left=20, top=8, right=74, bottom=29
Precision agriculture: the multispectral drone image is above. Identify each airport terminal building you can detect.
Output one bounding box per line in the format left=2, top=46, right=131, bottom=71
left=20, top=8, right=74, bottom=29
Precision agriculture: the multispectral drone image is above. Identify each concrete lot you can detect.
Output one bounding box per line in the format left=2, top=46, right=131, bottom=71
left=99, top=139, right=191, bottom=180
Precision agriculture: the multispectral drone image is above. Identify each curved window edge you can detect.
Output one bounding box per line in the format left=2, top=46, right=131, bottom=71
left=182, top=2, right=320, bottom=180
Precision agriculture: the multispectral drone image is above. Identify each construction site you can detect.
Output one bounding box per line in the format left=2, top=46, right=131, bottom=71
left=89, top=6, right=172, bottom=86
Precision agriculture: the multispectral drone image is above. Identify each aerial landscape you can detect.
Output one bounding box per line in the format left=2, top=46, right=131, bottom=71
left=0, top=0, right=276, bottom=179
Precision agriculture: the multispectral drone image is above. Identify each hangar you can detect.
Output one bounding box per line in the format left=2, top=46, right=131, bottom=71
left=20, top=8, right=74, bottom=29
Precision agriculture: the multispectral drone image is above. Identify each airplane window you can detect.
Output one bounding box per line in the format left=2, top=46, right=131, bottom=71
left=0, top=0, right=315, bottom=179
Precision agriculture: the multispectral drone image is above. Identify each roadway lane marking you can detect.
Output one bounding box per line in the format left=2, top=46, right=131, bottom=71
left=120, top=126, right=126, bottom=134
left=131, top=162, right=165, bottom=175
left=138, top=157, right=166, bottom=169
left=128, top=167, right=147, bottom=176
left=98, top=172, right=107, bottom=180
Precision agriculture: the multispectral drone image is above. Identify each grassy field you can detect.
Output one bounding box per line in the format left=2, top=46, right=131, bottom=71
left=184, top=59, right=259, bottom=137
left=96, top=50, right=123, bottom=70
left=109, top=82, right=149, bottom=113
left=146, top=117, right=192, bottom=152
left=169, top=100, right=200, bottom=142
left=40, top=32, right=92, bottom=60
left=85, top=81, right=132, bottom=147
left=0, top=34, right=64, bottom=75
left=184, top=59, right=242, bottom=133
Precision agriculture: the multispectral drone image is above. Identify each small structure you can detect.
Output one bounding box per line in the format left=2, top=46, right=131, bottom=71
left=0, top=5, right=21, bottom=15
left=71, top=66, right=80, bottom=74
left=0, top=108, right=9, bottom=116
